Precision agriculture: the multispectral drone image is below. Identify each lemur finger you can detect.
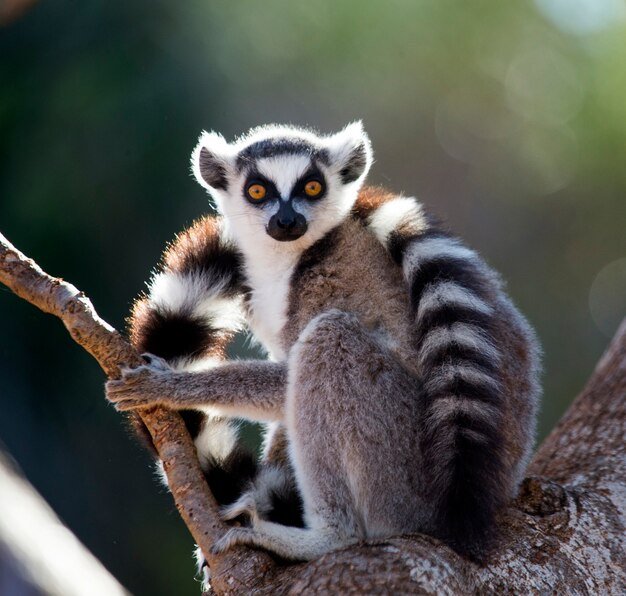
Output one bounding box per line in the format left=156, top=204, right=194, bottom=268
left=104, top=379, right=131, bottom=395
left=112, top=398, right=151, bottom=412
left=117, top=364, right=161, bottom=385
left=105, top=380, right=153, bottom=401
left=141, top=353, right=171, bottom=371
left=210, top=528, right=255, bottom=555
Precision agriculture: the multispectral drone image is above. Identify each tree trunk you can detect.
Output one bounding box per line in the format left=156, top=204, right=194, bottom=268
left=1, top=231, right=624, bottom=594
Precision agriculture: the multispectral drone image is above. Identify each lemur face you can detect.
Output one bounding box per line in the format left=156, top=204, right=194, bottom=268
left=191, top=123, right=373, bottom=249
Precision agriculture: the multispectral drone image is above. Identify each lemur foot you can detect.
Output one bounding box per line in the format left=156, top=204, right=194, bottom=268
left=220, top=493, right=259, bottom=523
left=210, top=527, right=258, bottom=555
left=139, top=353, right=171, bottom=371
left=105, top=353, right=175, bottom=411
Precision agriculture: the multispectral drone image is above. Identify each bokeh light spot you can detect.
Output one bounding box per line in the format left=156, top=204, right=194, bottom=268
left=517, top=125, right=577, bottom=195
left=535, top=0, right=626, bottom=35
left=505, top=47, right=583, bottom=126
left=589, top=257, right=626, bottom=337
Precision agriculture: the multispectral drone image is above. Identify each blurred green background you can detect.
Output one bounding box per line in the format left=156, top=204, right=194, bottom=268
left=1, top=0, right=625, bottom=593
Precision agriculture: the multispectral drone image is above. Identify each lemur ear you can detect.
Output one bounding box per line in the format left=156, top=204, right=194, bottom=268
left=191, top=131, right=234, bottom=192
left=326, top=121, right=373, bottom=185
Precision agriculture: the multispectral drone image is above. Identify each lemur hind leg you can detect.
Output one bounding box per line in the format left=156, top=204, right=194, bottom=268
left=213, top=309, right=425, bottom=560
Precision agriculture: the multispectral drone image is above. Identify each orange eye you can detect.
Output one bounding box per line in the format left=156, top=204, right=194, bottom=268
left=304, top=180, right=323, bottom=197
left=247, top=183, right=267, bottom=201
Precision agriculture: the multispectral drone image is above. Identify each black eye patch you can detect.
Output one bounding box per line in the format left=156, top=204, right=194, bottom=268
left=290, top=166, right=327, bottom=200
left=242, top=173, right=280, bottom=205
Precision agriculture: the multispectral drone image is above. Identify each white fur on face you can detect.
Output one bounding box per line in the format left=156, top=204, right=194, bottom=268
left=191, top=122, right=373, bottom=249
left=257, top=155, right=311, bottom=198
left=218, top=156, right=362, bottom=255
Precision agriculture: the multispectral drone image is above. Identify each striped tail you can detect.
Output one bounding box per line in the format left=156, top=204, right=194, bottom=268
left=128, top=215, right=257, bottom=506
left=405, top=234, right=506, bottom=556
left=357, top=189, right=507, bottom=557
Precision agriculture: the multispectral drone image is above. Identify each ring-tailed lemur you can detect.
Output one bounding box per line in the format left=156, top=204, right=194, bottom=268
left=108, top=122, right=541, bottom=562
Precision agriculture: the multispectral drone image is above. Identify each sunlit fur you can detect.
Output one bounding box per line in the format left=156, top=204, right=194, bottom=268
left=112, top=123, right=541, bottom=571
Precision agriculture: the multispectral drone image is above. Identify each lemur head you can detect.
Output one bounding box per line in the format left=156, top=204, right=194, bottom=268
left=191, top=123, right=372, bottom=251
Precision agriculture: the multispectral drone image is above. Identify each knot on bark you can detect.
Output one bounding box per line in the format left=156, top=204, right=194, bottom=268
left=515, top=476, right=567, bottom=516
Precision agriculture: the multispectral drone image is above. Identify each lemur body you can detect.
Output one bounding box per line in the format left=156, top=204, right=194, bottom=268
left=109, top=123, right=541, bottom=561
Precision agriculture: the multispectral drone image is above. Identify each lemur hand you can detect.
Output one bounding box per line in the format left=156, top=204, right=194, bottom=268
left=106, top=353, right=175, bottom=411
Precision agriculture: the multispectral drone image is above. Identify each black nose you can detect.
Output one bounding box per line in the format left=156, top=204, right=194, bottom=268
left=267, top=209, right=308, bottom=241
left=276, top=216, right=296, bottom=230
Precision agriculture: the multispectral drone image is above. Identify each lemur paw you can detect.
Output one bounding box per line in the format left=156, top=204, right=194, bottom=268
left=210, top=528, right=256, bottom=555
left=139, top=352, right=171, bottom=370
left=220, top=493, right=259, bottom=523
left=105, top=354, right=174, bottom=411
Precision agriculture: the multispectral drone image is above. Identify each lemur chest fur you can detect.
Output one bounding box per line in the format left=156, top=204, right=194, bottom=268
left=243, top=250, right=300, bottom=361
left=282, top=219, right=415, bottom=366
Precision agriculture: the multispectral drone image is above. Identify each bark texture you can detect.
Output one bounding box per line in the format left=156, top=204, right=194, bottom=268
left=1, top=230, right=624, bottom=594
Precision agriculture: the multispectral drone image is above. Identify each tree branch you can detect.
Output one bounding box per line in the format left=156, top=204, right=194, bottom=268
left=1, top=229, right=624, bottom=594
left=0, top=231, right=273, bottom=593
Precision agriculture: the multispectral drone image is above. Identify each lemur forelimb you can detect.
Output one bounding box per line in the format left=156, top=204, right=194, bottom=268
left=109, top=355, right=286, bottom=422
